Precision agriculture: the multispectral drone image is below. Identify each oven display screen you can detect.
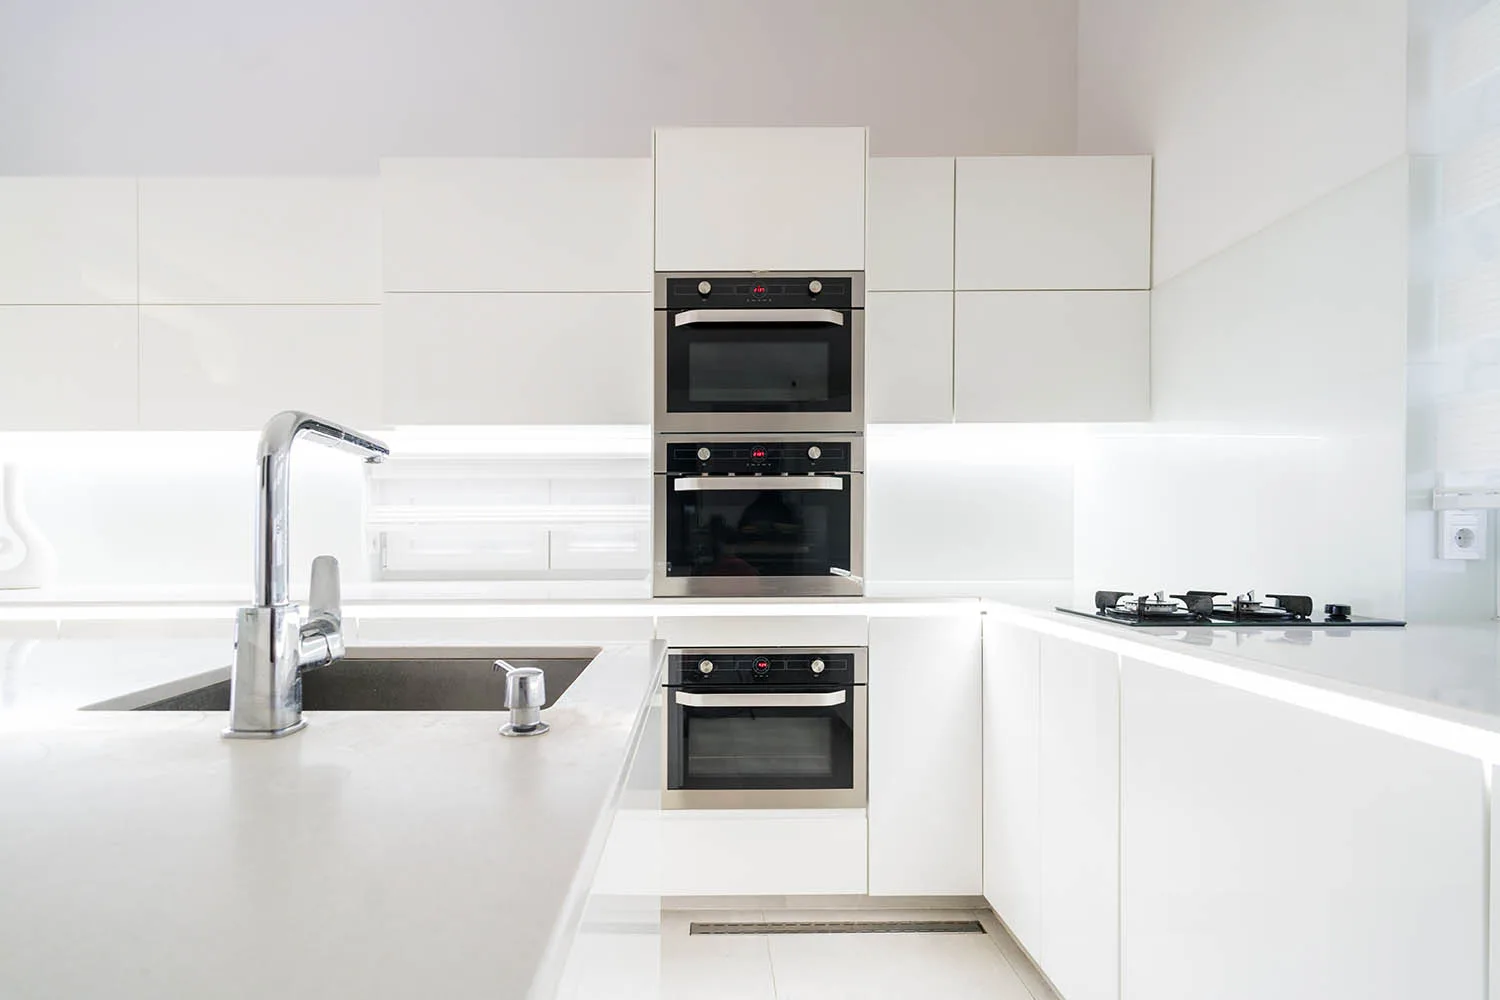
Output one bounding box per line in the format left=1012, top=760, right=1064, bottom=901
left=687, top=341, right=830, bottom=404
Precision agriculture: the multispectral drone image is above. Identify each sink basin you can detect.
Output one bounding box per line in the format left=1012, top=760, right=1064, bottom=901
left=83, top=646, right=599, bottom=712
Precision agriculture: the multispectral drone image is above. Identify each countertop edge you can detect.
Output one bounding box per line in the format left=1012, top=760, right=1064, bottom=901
left=982, top=600, right=1500, bottom=761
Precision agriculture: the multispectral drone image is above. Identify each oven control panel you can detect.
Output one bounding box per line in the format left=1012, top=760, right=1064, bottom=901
left=665, top=440, right=852, bottom=475
left=663, top=275, right=856, bottom=310
left=667, top=650, right=863, bottom=686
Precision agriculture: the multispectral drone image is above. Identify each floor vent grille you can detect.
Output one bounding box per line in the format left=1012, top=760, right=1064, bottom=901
left=690, top=920, right=985, bottom=936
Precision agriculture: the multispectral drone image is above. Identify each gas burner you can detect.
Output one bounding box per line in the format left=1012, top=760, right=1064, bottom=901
left=1064, top=589, right=1403, bottom=628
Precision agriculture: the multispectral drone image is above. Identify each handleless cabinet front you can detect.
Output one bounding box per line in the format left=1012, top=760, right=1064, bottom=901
left=654, top=127, right=867, bottom=272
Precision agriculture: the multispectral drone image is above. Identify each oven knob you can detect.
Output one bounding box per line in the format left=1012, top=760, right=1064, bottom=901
left=696, top=447, right=711, bottom=462
left=810, top=658, right=826, bottom=675
left=753, top=657, right=771, bottom=676
left=697, top=280, right=712, bottom=296
left=808, top=279, right=823, bottom=295
left=807, top=445, right=822, bottom=460
left=697, top=659, right=714, bottom=675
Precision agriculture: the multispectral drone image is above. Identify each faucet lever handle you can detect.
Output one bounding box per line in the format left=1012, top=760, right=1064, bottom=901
left=308, top=555, right=342, bottom=630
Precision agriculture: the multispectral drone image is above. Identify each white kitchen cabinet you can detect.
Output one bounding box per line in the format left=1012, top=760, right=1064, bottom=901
left=659, top=809, right=867, bottom=896
left=654, top=127, right=867, bottom=272
left=981, top=618, right=1042, bottom=956
left=382, top=158, right=653, bottom=293
left=955, top=156, right=1151, bottom=291
left=382, top=292, right=651, bottom=424
left=868, top=614, right=982, bottom=895
left=0, top=306, right=138, bottom=429
left=138, top=305, right=382, bottom=430
left=138, top=178, right=380, bottom=305
left=0, top=178, right=137, bottom=305
left=1120, top=658, right=1485, bottom=1000
left=866, top=292, right=953, bottom=423
left=1038, top=636, right=1120, bottom=1000
left=954, top=291, right=1149, bottom=422
left=867, top=158, right=955, bottom=291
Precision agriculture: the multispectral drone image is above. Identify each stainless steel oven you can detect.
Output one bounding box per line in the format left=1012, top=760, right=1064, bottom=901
left=663, top=647, right=867, bottom=810
left=653, top=434, right=864, bottom=598
left=654, top=271, right=865, bottom=435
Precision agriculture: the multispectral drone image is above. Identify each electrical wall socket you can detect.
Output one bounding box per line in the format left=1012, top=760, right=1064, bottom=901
left=1439, top=509, right=1487, bottom=560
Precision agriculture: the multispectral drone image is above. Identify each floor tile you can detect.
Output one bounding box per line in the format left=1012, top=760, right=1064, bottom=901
left=661, top=910, right=775, bottom=1000
left=767, top=929, right=1034, bottom=1000
left=971, top=909, right=1061, bottom=1000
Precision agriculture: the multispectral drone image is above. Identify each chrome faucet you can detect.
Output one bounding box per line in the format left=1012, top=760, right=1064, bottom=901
left=223, top=411, right=390, bottom=739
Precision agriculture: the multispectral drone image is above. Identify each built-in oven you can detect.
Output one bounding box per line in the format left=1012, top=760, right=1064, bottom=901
left=653, top=434, right=864, bottom=598
left=654, top=271, right=865, bottom=435
left=663, top=647, right=867, bottom=810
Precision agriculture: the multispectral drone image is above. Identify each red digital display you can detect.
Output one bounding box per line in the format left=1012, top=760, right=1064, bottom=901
left=752, top=284, right=767, bottom=295
left=751, top=447, right=767, bottom=459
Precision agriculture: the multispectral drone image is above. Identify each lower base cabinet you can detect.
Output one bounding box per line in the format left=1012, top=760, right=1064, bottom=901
left=657, top=809, right=868, bottom=896
left=1119, top=658, right=1486, bottom=1000
left=868, top=615, right=983, bottom=895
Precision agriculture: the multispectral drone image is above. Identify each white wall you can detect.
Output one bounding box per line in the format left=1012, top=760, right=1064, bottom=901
left=1076, top=0, right=1413, bottom=618
left=1077, top=0, right=1409, bottom=283
left=0, top=0, right=1078, bottom=174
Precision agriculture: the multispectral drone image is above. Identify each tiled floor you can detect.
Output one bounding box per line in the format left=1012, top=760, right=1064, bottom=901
left=661, top=906, right=1060, bottom=1000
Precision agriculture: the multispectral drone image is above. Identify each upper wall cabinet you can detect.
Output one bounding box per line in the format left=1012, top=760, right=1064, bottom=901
left=0, top=178, right=137, bottom=304
left=383, top=292, right=652, bottom=425
left=0, top=306, right=138, bottom=429
left=866, top=158, right=955, bottom=291
left=866, top=291, right=953, bottom=422
left=382, top=158, right=653, bottom=293
left=955, top=291, right=1150, bottom=422
left=956, top=156, right=1152, bottom=291
left=654, top=127, right=867, bottom=272
left=138, top=178, right=381, bottom=304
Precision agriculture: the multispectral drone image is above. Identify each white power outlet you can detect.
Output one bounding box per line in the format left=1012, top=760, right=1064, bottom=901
left=1440, top=509, right=1487, bottom=560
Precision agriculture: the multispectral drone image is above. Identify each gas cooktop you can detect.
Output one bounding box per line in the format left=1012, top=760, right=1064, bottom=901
left=1057, top=590, right=1406, bottom=628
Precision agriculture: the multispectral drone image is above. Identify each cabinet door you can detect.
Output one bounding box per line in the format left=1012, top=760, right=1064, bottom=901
left=955, top=156, right=1151, bottom=291
left=654, top=127, right=867, bottom=272
left=382, top=292, right=651, bottom=424
left=138, top=178, right=380, bottom=305
left=0, top=178, right=137, bottom=305
left=1039, top=636, right=1120, bottom=1000
left=868, top=614, right=982, bottom=895
left=139, top=305, right=382, bottom=430
left=1120, top=659, right=1485, bottom=1000
left=382, top=158, right=653, bottom=293
left=981, top=618, right=1042, bottom=956
left=0, top=306, right=138, bottom=429
left=955, top=291, right=1149, bottom=422
left=867, top=158, right=955, bottom=291
left=866, top=292, right=953, bottom=423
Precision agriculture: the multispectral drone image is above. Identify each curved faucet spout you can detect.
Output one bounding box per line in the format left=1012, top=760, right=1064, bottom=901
left=253, top=411, right=389, bottom=608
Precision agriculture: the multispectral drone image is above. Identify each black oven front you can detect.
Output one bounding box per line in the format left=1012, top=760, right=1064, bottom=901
left=653, top=434, right=864, bottom=598
left=663, top=647, right=868, bottom=810
left=654, top=272, right=865, bottom=435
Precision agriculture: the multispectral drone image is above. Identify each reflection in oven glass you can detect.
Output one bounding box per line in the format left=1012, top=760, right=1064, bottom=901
left=686, top=713, right=840, bottom=781
left=673, top=488, right=844, bottom=579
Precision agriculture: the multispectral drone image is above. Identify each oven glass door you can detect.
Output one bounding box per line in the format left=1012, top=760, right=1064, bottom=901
left=665, top=312, right=853, bottom=415
left=663, top=477, right=852, bottom=580
left=668, top=688, right=856, bottom=792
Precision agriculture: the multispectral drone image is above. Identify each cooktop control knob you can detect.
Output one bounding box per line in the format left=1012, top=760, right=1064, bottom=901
left=696, top=447, right=711, bottom=462
left=752, top=656, right=771, bottom=676
left=1324, top=603, right=1352, bottom=623
left=810, top=658, right=826, bottom=675
left=808, top=279, right=823, bottom=295
left=697, top=659, right=714, bottom=675
left=697, top=280, right=712, bottom=296
left=807, top=445, right=822, bottom=460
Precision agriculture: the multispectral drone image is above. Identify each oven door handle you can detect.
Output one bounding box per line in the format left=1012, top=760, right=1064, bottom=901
left=673, top=308, right=845, bottom=327
left=673, top=475, right=845, bottom=492
left=674, top=690, right=848, bottom=708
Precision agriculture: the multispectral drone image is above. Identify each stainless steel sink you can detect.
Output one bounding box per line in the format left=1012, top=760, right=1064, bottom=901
left=83, top=646, right=599, bottom=712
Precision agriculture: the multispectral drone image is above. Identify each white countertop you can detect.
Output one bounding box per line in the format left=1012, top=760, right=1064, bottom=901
left=986, top=600, right=1500, bottom=757
left=0, top=639, right=665, bottom=1000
